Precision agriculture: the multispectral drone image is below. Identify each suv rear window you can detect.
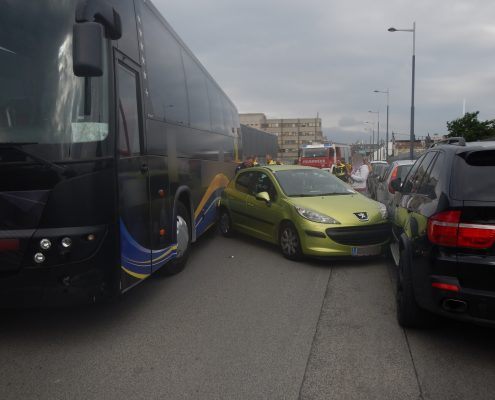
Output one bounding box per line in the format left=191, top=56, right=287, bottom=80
left=451, top=149, right=495, bottom=201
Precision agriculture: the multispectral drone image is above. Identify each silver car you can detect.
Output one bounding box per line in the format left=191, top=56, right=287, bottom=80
left=375, top=160, right=415, bottom=214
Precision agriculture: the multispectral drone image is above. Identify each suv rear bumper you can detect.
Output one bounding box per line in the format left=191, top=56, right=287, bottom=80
left=413, top=253, right=495, bottom=326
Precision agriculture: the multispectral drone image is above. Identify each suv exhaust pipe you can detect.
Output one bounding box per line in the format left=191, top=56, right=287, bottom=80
left=442, top=299, right=468, bottom=313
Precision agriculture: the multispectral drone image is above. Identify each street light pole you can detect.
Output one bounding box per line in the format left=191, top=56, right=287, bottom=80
left=388, top=22, right=416, bottom=160
left=368, top=110, right=380, bottom=160
left=373, top=89, right=390, bottom=159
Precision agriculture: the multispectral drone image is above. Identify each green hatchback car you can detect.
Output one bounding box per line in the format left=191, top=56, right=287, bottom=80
left=218, top=165, right=391, bottom=260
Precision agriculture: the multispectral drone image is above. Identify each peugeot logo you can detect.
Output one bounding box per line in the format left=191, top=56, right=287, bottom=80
left=354, top=212, right=369, bottom=222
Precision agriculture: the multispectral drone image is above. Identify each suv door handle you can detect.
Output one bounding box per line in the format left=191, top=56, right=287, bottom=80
left=140, top=163, right=148, bottom=174
left=247, top=202, right=254, bottom=207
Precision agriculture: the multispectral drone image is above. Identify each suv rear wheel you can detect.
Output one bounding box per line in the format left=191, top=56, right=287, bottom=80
left=397, top=247, right=434, bottom=328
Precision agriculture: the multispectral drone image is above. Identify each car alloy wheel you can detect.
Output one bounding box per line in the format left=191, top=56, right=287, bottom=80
left=280, top=223, right=302, bottom=261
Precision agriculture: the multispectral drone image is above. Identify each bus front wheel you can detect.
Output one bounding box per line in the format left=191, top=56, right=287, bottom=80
left=160, top=202, right=191, bottom=276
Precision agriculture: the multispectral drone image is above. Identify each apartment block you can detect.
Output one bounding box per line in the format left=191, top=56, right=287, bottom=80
left=239, top=113, right=324, bottom=161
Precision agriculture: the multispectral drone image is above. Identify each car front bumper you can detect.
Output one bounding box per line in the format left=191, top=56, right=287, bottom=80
left=297, top=221, right=391, bottom=258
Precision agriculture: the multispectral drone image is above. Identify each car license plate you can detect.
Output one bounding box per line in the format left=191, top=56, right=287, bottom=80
left=351, top=245, right=382, bottom=256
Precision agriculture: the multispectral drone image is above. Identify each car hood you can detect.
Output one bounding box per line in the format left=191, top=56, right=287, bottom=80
left=288, top=194, right=386, bottom=225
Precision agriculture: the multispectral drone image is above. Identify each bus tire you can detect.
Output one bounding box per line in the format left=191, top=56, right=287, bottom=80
left=218, top=208, right=235, bottom=237
left=160, top=202, right=191, bottom=276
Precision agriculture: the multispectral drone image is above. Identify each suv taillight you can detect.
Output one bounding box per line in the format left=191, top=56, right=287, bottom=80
left=427, top=210, right=495, bottom=249
left=388, top=166, right=398, bottom=193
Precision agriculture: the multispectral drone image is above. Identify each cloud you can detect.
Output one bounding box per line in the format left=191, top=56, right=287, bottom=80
left=338, top=116, right=362, bottom=128
left=152, top=0, right=495, bottom=143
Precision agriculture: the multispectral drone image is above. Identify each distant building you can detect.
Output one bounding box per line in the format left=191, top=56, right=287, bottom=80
left=239, top=113, right=324, bottom=161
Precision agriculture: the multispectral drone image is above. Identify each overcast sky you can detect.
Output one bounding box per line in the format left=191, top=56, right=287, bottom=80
left=153, top=0, right=495, bottom=144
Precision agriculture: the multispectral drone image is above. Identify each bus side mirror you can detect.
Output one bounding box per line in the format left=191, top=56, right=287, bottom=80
left=73, top=22, right=104, bottom=77
left=76, top=0, right=122, bottom=40
left=73, top=0, right=122, bottom=77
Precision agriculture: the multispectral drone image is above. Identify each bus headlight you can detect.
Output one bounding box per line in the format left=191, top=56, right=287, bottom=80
left=40, top=238, right=52, bottom=250
left=34, top=253, right=45, bottom=264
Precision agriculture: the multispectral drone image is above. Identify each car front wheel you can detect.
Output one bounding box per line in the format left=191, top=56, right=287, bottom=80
left=279, top=222, right=303, bottom=261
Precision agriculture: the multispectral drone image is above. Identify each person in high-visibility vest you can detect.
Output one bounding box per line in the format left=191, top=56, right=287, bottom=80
left=265, top=154, right=277, bottom=165
left=333, top=159, right=347, bottom=182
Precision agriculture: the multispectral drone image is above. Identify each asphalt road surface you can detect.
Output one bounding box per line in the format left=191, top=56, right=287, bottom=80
left=1, top=229, right=495, bottom=400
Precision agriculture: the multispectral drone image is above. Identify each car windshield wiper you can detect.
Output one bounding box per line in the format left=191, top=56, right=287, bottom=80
left=0, top=143, right=67, bottom=175
left=319, top=192, right=352, bottom=196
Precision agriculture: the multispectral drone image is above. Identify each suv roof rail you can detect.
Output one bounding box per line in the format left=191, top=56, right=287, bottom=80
left=430, top=137, right=466, bottom=148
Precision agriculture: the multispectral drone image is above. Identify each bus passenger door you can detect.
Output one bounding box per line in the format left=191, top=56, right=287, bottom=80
left=115, top=58, right=151, bottom=290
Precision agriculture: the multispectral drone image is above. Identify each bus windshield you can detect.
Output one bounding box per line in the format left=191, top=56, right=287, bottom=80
left=0, top=1, right=110, bottom=160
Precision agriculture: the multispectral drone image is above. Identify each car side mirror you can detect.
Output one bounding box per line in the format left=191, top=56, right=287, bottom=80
left=390, top=178, right=402, bottom=192
left=255, top=191, right=271, bottom=205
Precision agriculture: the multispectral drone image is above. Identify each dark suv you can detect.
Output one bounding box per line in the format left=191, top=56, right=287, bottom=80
left=390, top=139, right=495, bottom=327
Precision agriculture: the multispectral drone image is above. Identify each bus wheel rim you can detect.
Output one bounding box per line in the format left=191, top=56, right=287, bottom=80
left=220, top=212, right=230, bottom=233
left=176, top=215, right=189, bottom=257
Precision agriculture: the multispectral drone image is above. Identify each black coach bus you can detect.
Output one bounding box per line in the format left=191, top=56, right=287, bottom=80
left=0, top=0, right=241, bottom=305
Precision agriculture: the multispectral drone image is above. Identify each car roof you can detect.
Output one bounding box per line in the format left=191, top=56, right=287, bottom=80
left=370, top=161, right=388, bottom=164
left=391, top=159, right=415, bottom=165
left=431, top=140, right=495, bottom=152
left=259, top=165, right=317, bottom=172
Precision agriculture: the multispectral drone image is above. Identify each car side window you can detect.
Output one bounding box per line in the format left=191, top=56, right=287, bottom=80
left=417, top=152, right=444, bottom=198
left=249, top=172, right=277, bottom=201
left=409, top=152, right=436, bottom=194
left=402, top=154, right=428, bottom=193
left=235, top=171, right=253, bottom=194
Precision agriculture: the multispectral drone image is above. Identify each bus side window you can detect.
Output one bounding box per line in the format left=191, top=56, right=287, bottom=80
left=117, top=64, right=141, bottom=157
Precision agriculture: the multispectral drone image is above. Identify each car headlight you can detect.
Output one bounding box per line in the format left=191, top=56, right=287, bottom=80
left=295, top=206, right=341, bottom=224
left=377, top=203, right=388, bottom=219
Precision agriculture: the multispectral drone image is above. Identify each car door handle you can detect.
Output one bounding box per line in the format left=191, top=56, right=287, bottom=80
left=140, top=163, right=148, bottom=174
left=247, top=202, right=254, bottom=207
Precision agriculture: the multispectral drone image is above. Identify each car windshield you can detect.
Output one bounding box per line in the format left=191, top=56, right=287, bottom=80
left=0, top=0, right=110, bottom=161
left=274, top=168, right=354, bottom=196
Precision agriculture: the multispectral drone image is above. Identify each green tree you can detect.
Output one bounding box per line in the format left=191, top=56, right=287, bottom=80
left=446, top=111, right=495, bottom=141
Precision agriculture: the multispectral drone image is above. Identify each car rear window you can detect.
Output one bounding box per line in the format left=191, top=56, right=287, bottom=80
left=397, top=164, right=413, bottom=180
left=451, top=149, right=495, bottom=201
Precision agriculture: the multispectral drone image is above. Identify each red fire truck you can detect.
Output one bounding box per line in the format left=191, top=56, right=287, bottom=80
left=299, top=143, right=351, bottom=171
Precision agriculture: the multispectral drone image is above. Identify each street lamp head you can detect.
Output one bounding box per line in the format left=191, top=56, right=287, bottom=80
left=388, top=27, right=397, bottom=32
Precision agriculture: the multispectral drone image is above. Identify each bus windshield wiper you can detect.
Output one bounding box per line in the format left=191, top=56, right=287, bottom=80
left=0, top=143, right=67, bottom=175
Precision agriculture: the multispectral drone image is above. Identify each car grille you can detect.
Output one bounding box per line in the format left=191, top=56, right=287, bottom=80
left=326, top=223, right=391, bottom=246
